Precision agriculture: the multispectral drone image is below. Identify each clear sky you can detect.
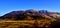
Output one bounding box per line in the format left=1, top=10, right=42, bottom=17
left=0, top=0, right=60, bottom=16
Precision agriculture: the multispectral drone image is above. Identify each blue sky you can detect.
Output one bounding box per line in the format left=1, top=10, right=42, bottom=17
left=0, top=0, right=60, bottom=16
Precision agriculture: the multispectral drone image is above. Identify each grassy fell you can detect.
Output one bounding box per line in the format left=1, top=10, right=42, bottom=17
left=0, top=19, right=55, bottom=28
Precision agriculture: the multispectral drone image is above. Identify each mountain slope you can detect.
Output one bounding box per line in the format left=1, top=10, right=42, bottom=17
left=1, top=9, right=60, bottom=20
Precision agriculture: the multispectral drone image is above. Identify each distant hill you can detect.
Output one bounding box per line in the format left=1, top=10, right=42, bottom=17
left=1, top=9, right=60, bottom=20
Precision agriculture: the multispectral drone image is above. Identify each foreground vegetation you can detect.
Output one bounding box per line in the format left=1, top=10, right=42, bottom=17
left=0, top=19, right=58, bottom=28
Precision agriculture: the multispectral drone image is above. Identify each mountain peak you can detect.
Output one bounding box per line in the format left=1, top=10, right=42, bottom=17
left=1, top=9, right=60, bottom=18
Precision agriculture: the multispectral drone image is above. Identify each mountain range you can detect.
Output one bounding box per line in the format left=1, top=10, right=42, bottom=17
left=0, top=9, right=60, bottom=20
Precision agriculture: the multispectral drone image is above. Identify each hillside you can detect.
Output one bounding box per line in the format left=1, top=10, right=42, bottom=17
left=0, top=9, right=60, bottom=28
left=1, top=9, right=60, bottom=20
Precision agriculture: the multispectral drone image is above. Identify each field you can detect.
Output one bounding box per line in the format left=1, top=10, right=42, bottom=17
left=0, top=19, right=55, bottom=28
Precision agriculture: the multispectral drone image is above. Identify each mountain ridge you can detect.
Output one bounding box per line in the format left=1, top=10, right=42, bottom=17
left=0, top=9, right=60, bottom=20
